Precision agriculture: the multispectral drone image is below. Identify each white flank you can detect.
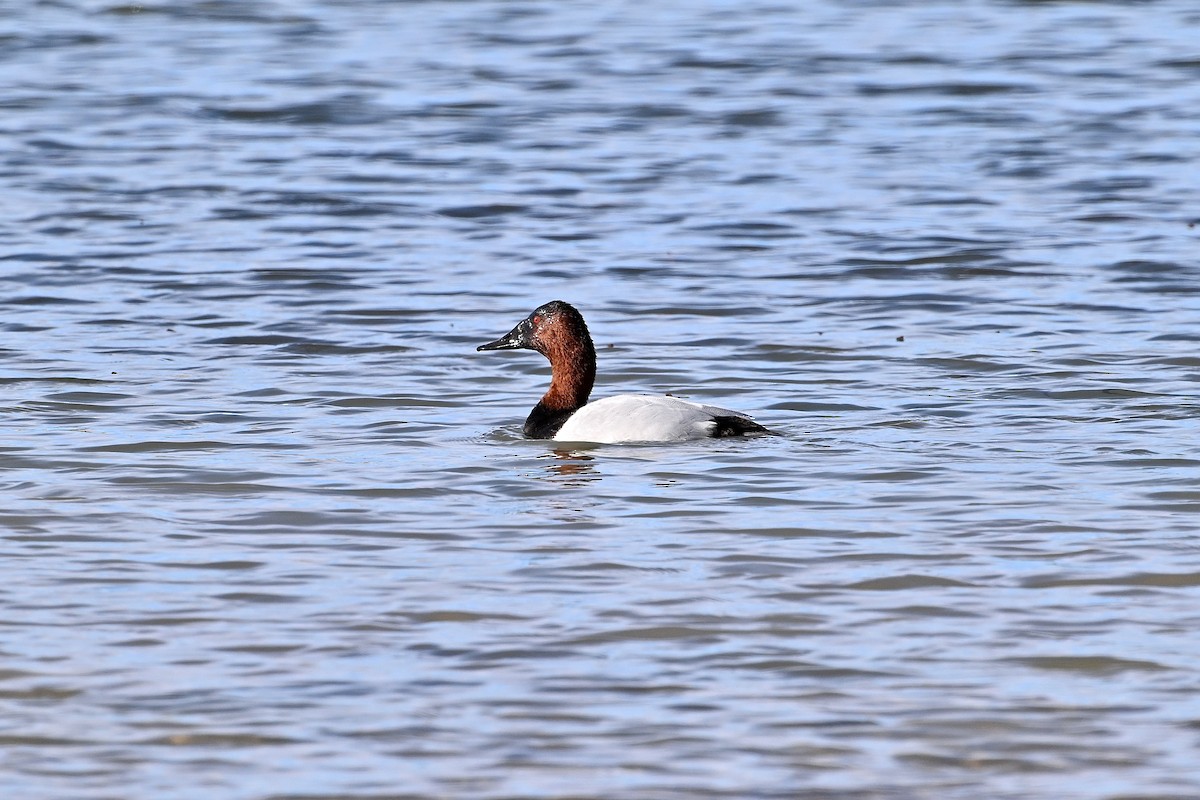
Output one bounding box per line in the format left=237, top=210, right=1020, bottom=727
left=553, top=394, right=754, bottom=444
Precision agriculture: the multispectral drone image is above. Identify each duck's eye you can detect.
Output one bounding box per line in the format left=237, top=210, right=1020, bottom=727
left=532, top=315, right=542, bottom=326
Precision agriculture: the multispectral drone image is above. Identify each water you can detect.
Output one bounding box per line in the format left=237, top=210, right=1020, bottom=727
left=2, top=1, right=1200, bottom=797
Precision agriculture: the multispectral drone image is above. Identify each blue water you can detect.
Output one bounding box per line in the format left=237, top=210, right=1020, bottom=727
left=2, top=1, right=1200, bottom=798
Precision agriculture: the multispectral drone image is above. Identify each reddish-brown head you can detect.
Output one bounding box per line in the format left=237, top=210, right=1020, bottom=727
left=478, top=300, right=596, bottom=410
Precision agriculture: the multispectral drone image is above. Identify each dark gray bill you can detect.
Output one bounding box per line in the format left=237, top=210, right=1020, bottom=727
left=477, top=317, right=533, bottom=351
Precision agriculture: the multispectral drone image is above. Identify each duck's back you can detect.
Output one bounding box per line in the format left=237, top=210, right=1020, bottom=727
left=553, top=394, right=768, bottom=444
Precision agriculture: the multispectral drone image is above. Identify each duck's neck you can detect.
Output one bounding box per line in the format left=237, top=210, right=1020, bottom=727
left=523, top=335, right=595, bottom=439
left=541, top=335, right=595, bottom=413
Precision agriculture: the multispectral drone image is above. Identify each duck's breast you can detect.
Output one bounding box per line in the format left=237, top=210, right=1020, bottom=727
left=552, top=394, right=752, bottom=444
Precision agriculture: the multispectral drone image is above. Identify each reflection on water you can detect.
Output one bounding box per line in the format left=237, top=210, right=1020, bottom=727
left=1, top=0, right=1200, bottom=798
left=532, top=448, right=602, bottom=523
left=538, top=448, right=599, bottom=487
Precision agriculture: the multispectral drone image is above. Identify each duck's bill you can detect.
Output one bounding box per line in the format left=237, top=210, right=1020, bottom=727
left=477, top=335, right=517, bottom=351
left=477, top=320, right=530, bottom=351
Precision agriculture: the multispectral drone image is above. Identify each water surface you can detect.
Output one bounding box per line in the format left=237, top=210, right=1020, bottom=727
left=2, top=1, right=1200, bottom=798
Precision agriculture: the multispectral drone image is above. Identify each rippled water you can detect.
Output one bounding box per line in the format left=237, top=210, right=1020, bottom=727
left=3, top=1, right=1200, bottom=798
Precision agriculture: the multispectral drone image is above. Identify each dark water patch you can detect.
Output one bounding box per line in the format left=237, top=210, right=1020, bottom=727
left=857, top=81, right=1035, bottom=97
left=214, top=592, right=303, bottom=604
left=18, top=401, right=127, bottom=416
left=0, top=691, right=85, bottom=708
left=720, top=107, right=784, bottom=127
left=438, top=204, right=529, bottom=219
left=886, top=605, right=982, bottom=619
left=1104, top=259, right=1194, bottom=277
left=138, top=731, right=301, bottom=747
left=997, top=387, right=1161, bottom=400
left=914, top=356, right=1027, bottom=374
left=1072, top=212, right=1150, bottom=224
left=279, top=341, right=398, bottom=355
left=687, top=221, right=797, bottom=238
left=106, top=476, right=295, bottom=494
left=767, top=401, right=880, bottom=412
left=1022, top=572, right=1200, bottom=589
left=907, top=195, right=998, bottom=207
left=671, top=56, right=762, bottom=71
left=42, top=391, right=136, bottom=403
left=8, top=294, right=93, bottom=305
left=23, top=32, right=113, bottom=50
left=1149, top=332, right=1200, bottom=342
left=250, top=268, right=364, bottom=288
left=538, top=231, right=599, bottom=242
left=78, top=440, right=298, bottom=453
left=239, top=192, right=401, bottom=217
left=1094, top=457, right=1200, bottom=469
left=323, top=395, right=457, bottom=408
left=821, top=469, right=943, bottom=483
left=622, top=103, right=693, bottom=120
left=845, top=575, right=974, bottom=591
left=161, top=560, right=263, bottom=571
left=402, top=610, right=531, bottom=624
left=202, top=335, right=307, bottom=346
left=1010, top=656, right=1173, bottom=675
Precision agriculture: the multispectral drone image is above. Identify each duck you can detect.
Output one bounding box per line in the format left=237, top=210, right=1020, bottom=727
left=477, top=300, right=772, bottom=444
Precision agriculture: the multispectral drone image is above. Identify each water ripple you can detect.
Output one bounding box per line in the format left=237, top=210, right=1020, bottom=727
left=1, top=1, right=1199, bottom=798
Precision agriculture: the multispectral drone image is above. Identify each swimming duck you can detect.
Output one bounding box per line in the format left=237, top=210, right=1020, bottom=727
left=477, top=300, right=771, bottom=443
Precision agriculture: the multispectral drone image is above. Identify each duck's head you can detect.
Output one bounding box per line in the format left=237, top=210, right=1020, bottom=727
left=477, top=300, right=588, bottom=356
